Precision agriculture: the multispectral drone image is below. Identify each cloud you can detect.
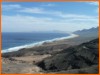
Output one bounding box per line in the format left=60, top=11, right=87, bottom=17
left=86, top=2, right=98, bottom=13
left=41, top=4, right=55, bottom=7
left=18, top=7, right=98, bottom=21
left=2, top=4, right=22, bottom=10
left=53, top=12, right=98, bottom=19
left=2, top=3, right=98, bottom=32
left=88, top=2, right=98, bottom=6
left=2, top=4, right=47, bottom=14
left=3, top=3, right=98, bottom=18
left=19, top=7, right=45, bottom=14
left=2, top=15, right=98, bottom=32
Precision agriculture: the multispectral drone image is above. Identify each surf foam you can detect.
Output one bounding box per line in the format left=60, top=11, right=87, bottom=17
left=2, top=33, right=79, bottom=53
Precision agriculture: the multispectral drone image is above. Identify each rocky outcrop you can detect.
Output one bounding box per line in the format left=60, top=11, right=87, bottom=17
left=37, top=38, right=99, bottom=73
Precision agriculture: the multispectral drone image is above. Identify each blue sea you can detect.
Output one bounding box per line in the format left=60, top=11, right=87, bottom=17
left=2, top=32, right=70, bottom=53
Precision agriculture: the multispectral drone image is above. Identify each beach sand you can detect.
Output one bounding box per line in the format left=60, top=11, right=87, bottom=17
left=2, top=34, right=98, bottom=74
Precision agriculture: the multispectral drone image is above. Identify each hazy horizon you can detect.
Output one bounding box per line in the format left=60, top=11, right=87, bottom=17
left=2, top=26, right=98, bottom=33
left=2, top=2, right=98, bottom=32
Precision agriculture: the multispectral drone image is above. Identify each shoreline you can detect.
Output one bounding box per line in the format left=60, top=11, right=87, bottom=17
left=2, top=37, right=98, bottom=74
left=2, top=28, right=98, bottom=74
left=2, top=33, right=79, bottom=53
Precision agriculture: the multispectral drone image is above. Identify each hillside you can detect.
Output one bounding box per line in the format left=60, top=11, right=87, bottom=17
left=2, top=27, right=98, bottom=74
left=37, top=38, right=99, bottom=73
left=74, top=27, right=98, bottom=37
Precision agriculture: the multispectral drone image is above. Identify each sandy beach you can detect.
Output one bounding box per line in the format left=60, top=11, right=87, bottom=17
left=2, top=33, right=78, bottom=53
left=2, top=1, right=99, bottom=74
left=2, top=32, right=98, bottom=74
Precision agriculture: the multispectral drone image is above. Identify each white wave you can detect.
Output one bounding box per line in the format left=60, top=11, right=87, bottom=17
left=2, top=33, right=79, bottom=53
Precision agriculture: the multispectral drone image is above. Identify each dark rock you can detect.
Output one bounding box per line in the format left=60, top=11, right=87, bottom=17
left=37, top=38, right=98, bottom=73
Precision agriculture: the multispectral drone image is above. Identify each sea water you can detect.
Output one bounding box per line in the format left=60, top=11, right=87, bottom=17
left=2, top=32, right=70, bottom=53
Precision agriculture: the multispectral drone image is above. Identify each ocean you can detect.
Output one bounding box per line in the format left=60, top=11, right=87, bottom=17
left=2, top=32, right=70, bottom=53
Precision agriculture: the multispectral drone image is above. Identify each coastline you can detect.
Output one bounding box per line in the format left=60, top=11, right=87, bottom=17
left=2, top=33, right=79, bottom=53
left=2, top=33, right=98, bottom=74
left=2, top=36, right=98, bottom=74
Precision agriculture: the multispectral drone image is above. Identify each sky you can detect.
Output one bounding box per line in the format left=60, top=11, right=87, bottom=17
left=2, top=2, right=99, bottom=32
